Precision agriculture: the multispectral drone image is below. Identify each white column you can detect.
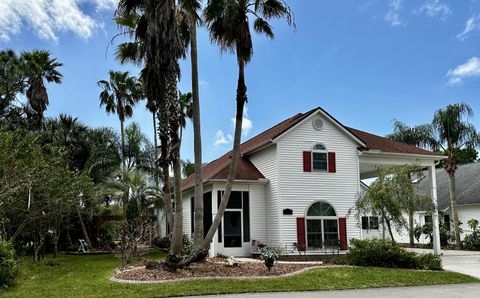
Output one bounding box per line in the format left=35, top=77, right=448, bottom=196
left=429, top=164, right=442, bottom=256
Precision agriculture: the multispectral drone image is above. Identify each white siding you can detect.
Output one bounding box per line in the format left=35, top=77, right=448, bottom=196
left=453, top=205, right=480, bottom=240
left=249, top=145, right=279, bottom=243
left=275, top=112, right=362, bottom=248
left=249, top=184, right=267, bottom=242
left=182, top=190, right=193, bottom=238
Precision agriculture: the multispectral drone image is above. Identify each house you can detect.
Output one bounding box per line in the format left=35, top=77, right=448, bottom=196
left=155, top=107, right=444, bottom=257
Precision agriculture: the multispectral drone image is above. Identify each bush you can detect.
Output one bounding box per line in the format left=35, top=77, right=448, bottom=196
left=0, top=240, right=18, bottom=289
left=152, top=236, right=170, bottom=249
left=463, top=219, right=480, bottom=251
left=416, top=253, right=442, bottom=270
left=346, top=239, right=442, bottom=270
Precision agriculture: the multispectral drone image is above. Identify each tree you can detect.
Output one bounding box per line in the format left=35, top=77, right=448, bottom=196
left=352, top=167, right=409, bottom=242
left=178, top=0, right=205, bottom=251
left=181, top=159, right=195, bottom=177
left=185, top=0, right=294, bottom=261
left=431, top=103, right=480, bottom=249
left=21, top=50, right=62, bottom=129
left=0, top=50, right=26, bottom=115
left=98, top=70, right=142, bottom=167
left=387, top=121, right=434, bottom=245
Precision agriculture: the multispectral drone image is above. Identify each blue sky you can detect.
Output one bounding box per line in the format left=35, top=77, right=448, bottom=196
left=2, top=0, right=480, bottom=162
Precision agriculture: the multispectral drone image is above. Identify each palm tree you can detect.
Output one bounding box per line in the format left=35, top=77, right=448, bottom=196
left=192, top=0, right=295, bottom=257
left=97, top=70, right=142, bottom=167
left=387, top=120, right=434, bottom=245
left=178, top=0, right=205, bottom=250
left=0, top=50, right=26, bottom=115
left=21, top=50, right=63, bottom=129
left=431, top=103, right=480, bottom=249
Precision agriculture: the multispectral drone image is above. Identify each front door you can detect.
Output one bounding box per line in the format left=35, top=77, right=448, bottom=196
left=224, top=211, right=242, bottom=248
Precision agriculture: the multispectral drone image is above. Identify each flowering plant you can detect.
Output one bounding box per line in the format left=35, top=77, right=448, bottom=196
left=260, top=246, right=281, bottom=271
left=226, top=256, right=239, bottom=267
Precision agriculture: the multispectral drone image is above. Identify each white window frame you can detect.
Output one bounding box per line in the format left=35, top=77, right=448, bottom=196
left=305, top=201, right=338, bottom=250
left=312, top=143, right=328, bottom=172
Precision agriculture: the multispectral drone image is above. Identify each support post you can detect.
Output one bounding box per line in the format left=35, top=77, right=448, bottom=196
left=429, top=164, right=442, bottom=256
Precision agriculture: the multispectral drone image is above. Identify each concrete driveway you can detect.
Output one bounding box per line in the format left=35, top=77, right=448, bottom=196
left=409, top=248, right=480, bottom=279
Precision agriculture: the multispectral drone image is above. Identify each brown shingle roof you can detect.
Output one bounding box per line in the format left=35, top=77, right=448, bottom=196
left=346, top=127, right=439, bottom=156
left=182, top=107, right=440, bottom=190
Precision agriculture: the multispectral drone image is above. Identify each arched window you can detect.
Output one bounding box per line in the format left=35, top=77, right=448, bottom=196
left=305, top=201, right=338, bottom=250
left=312, top=143, right=328, bottom=171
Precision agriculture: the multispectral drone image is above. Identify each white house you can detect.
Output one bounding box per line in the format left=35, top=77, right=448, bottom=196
left=156, top=107, right=445, bottom=257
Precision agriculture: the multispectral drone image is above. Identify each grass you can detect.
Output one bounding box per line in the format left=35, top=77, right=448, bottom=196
left=1, top=251, right=478, bottom=298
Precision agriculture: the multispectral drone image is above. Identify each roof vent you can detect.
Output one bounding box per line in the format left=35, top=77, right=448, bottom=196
left=312, top=118, right=324, bottom=131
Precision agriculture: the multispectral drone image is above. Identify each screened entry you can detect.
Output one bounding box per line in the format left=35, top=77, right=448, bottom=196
left=306, top=201, right=338, bottom=249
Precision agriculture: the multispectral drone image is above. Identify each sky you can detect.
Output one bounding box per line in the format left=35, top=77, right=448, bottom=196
left=2, top=0, right=480, bottom=163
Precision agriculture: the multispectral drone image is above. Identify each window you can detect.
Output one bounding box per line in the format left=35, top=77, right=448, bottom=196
left=425, top=215, right=432, bottom=225
left=362, top=216, right=379, bottom=230
left=306, top=201, right=338, bottom=249
left=217, top=191, right=250, bottom=246
left=312, top=143, right=328, bottom=171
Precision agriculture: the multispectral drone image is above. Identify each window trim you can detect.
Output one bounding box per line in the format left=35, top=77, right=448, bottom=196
left=305, top=200, right=338, bottom=250
left=312, top=143, right=328, bottom=172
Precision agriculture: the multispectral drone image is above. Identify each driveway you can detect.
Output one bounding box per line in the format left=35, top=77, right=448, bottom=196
left=408, top=248, right=480, bottom=279
left=188, top=283, right=480, bottom=298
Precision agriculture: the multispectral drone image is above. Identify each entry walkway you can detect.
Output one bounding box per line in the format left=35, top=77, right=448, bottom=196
left=189, top=283, right=480, bottom=298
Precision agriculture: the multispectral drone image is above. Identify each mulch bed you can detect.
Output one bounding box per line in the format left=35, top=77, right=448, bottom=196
left=114, top=258, right=323, bottom=282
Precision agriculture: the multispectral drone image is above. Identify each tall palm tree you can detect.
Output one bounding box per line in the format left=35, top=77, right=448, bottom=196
left=178, top=0, right=205, bottom=250
left=21, top=50, right=63, bottom=129
left=387, top=120, right=434, bottom=245
left=97, top=70, right=142, bottom=167
left=431, top=103, right=480, bottom=249
left=194, top=0, right=295, bottom=257
left=0, top=50, right=26, bottom=115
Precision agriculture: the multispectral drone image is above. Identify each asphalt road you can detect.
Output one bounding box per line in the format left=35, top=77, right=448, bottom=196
left=187, top=283, right=480, bottom=298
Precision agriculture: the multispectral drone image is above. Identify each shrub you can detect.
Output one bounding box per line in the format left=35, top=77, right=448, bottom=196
left=416, top=253, right=442, bottom=270
left=463, top=231, right=480, bottom=251
left=260, top=246, right=281, bottom=271
left=346, top=239, right=442, bottom=270
left=0, top=240, right=18, bottom=289
left=152, top=236, right=170, bottom=249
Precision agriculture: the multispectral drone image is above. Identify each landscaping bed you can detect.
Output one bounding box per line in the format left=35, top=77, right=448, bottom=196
left=114, top=258, right=324, bottom=282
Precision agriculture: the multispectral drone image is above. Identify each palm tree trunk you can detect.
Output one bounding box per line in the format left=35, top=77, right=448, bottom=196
left=448, top=172, right=461, bottom=248
left=190, top=20, right=204, bottom=249
left=76, top=204, right=92, bottom=248
left=152, top=112, right=160, bottom=188
left=170, top=150, right=183, bottom=257
left=120, top=119, right=126, bottom=169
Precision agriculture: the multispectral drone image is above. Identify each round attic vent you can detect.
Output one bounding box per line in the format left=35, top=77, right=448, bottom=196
left=312, top=118, right=324, bottom=130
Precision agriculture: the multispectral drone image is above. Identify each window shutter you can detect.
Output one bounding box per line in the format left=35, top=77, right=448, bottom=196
left=303, top=151, right=311, bottom=172
left=328, top=152, right=336, bottom=173
left=339, top=217, right=347, bottom=250
left=296, top=217, right=306, bottom=251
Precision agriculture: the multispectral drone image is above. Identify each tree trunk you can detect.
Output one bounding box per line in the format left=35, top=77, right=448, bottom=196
left=408, top=210, right=415, bottom=246
left=173, top=56, right=248, bottom=267
left=381, top=208, right=395, bottom=243
left=152, top=112, right=160, bottom=188
left=169, top=153, right=183, bottom=257
left=190, top=20, right=204, bottom=249
left=76, top=204, right=92, bottom=247
left=448, top=172, right=461, bottom=248
left=120, top=119, right=126, bottom=169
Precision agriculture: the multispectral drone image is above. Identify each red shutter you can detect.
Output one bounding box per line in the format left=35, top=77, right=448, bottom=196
left=328, top=152, right=336, bottom=173
left=303, top=151, right=311, bottom=172
left=339, top=217, right=347, bottom=250
left=296, top=217, right=306, bottom=251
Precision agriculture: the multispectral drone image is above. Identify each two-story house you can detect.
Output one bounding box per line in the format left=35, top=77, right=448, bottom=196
left=156, top=107, right=444, bottom=257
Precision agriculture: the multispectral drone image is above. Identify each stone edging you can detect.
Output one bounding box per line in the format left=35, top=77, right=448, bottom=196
left=110, top=265, right=344, bottom=284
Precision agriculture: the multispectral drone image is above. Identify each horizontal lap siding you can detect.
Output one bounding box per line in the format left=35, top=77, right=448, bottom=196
left=182, top=190, right=193, bottom=237
left=456, top=205, right=480, bottom=239
left=249, top=184, right=267, bottom=243
left=277, top=114, right=361, bottom=247
left=249, top=145, right=279, bottom=243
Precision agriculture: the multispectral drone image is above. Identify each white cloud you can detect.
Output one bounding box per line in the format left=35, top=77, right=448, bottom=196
left=199, top=80, right=208, bottom=90
left=457, top=15, right=480, bottom=42
left=231, top=106, right=253, bottom=136
left=0, top=0, right=116, bottom=43
left=385, top=0, right=403, bottom=26
left=413, top=0, right=451, bottom=19
left=214, top=130, right=232, bottom=147
left=446, top=57, right=480, bottom=86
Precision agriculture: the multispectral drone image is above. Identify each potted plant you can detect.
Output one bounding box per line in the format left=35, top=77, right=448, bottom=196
left=260, top=246, right=280, bottom=272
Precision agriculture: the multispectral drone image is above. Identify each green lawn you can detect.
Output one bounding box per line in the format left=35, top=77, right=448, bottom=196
left=1, top=252, right=478, bottom=298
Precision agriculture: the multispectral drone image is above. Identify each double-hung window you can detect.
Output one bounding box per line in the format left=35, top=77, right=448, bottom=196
left=312, top=143, right=328, bottom=171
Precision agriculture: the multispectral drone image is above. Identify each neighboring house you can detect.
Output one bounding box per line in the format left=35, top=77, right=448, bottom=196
left=155, top=107, right=444, bottom=257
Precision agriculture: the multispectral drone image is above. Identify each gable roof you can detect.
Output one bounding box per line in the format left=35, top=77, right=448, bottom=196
left=416, top=162, right=480, bottom=210
left=182, top=107, right=440, bottom=190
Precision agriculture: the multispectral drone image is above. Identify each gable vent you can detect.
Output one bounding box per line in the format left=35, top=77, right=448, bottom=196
left=312, top=118, right=324, bottom=130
